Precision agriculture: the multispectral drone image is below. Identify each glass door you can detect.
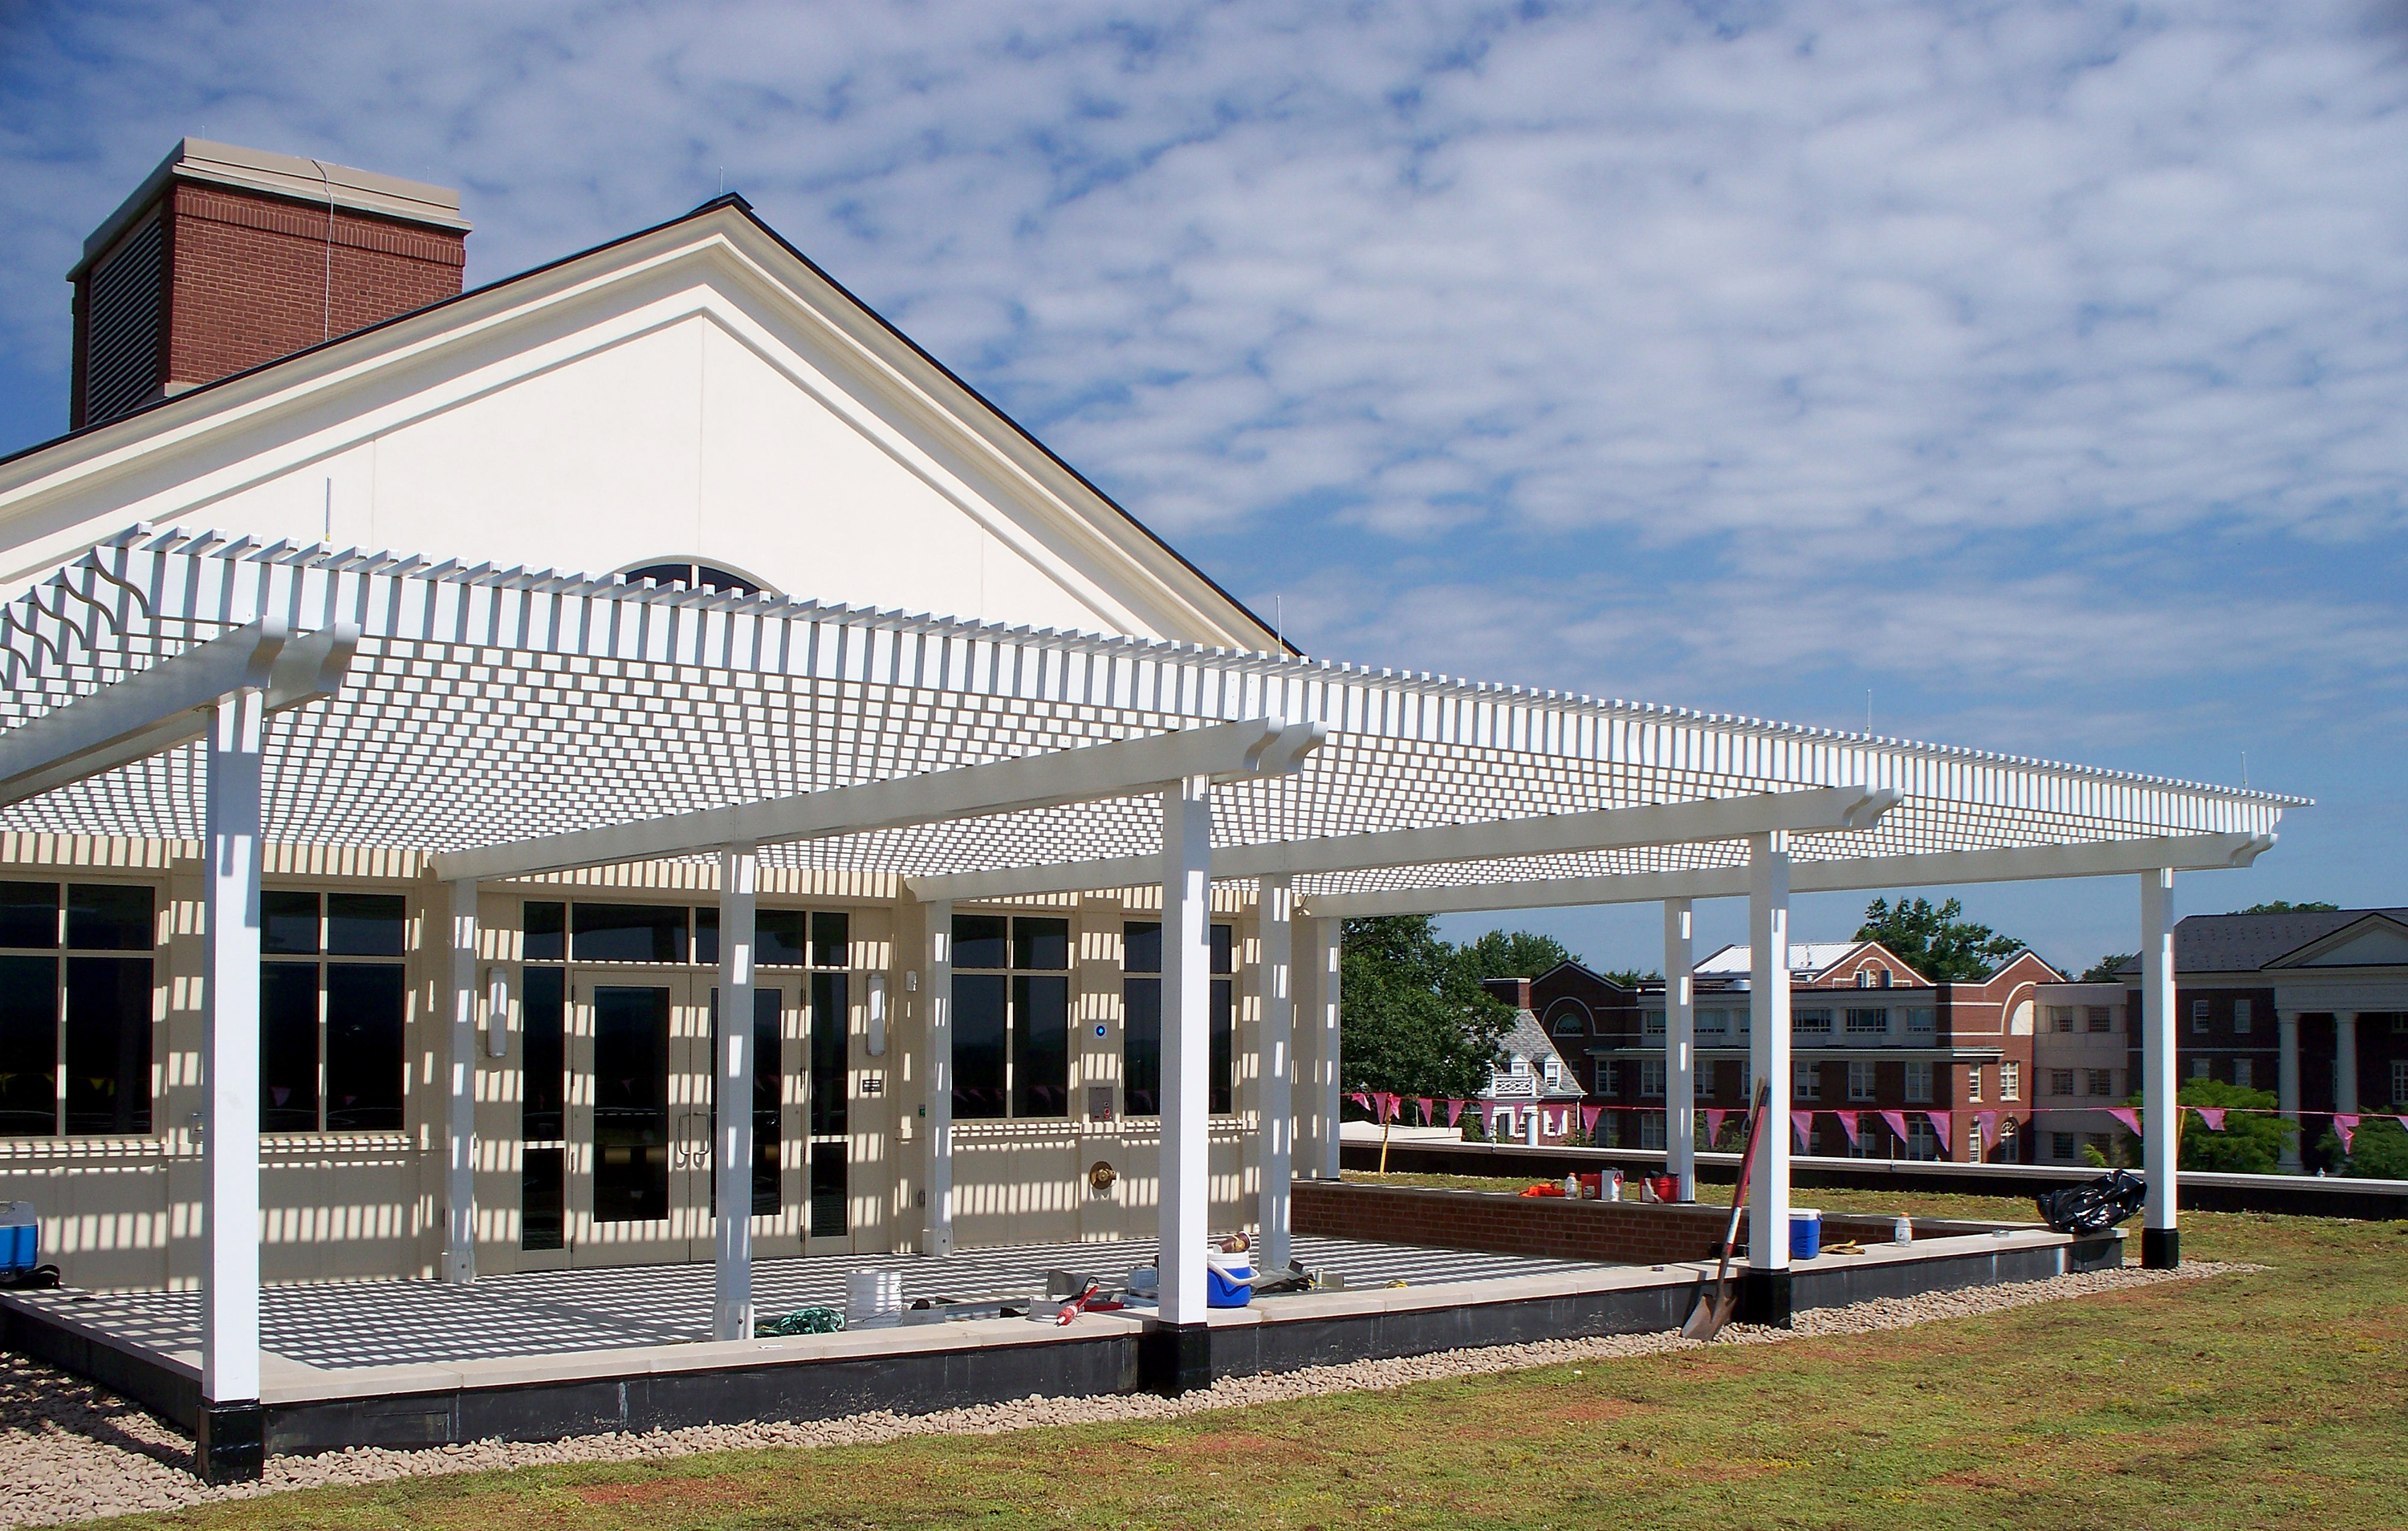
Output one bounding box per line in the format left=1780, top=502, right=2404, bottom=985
left=804, top=969, right=852, bottom=1253
left=710, top=978, right=803, bottom=1256
left=571, top=976, right=711, bottom=1266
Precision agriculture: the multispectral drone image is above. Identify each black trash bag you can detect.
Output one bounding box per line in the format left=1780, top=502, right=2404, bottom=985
left=0, top=1264, right=60, bottom=1291
left=2035, top=1169, right=2147, bottom=1235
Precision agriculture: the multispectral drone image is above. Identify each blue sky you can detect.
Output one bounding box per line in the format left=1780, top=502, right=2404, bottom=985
left=2, top=2, right=2402, bottom=976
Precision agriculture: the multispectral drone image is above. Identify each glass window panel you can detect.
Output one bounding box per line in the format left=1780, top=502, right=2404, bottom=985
left=0, top=955, right=57, bottom=1135
left=261, top=891, right=319, bottom=955
left=953, top=914, right=1007, bottom=972
left=811, top=912, right=849, bottom=970
left=520, top=1146, right=565, bottom=1251
left=1210, top=924, right=1235, bottom=976
left=67, top=885, right=153, bottom=952
left=1012, top=974, right=1069, bottom=1117
left=325, top=964, right=406, bottom=1131
left=811, top=973, right=848, bottom=1139
left=0, top=883, right=59, bottom=949
left=754, top=986, right=782, bottom=1216
left=1210, top=975, right=1234, bottom=1114
left=952, top=973, right=1007, bottom=1119
left=1013, top=917, right=1068, bottom=973
left=521, top=966, right=567, bottom=1142
left=809, top=1140, right=848, bottom=1237
left=63, top=955, right=150, bottom=1134
left=323, top=894, right=405, bottom=956
left=1123, top=921, right=1161, bottom=975
left=756, top=910, right=807, bottom=968
left=693, top=904, right=718, bottom=967
left=523, top=902, right=566, bottom=963
left=1122, top=976, right=1161, bottom=1116
left=259, top=962, right=321, bottom=1132
left=573, top=904, right=688, bottom=964
left=592, top=985, right=672, bottom=1222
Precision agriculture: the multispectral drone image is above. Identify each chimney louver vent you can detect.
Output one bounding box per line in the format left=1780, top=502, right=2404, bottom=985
left=80, top=215, right=167, bottom=425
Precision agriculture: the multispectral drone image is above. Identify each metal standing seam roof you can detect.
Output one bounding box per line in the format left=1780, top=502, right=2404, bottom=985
left=0, top=526, right=2304, bottom=893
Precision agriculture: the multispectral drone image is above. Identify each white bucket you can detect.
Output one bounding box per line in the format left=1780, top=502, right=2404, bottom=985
left=847, top=1269, right=904, bottom=1326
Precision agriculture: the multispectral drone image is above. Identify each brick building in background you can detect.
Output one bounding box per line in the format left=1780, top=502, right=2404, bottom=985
left=1495, top=940, right=2055, bottom=1162
left=2117, top=908, right=2408, bottom=1172
left=67, top=140, right=469, bottom=428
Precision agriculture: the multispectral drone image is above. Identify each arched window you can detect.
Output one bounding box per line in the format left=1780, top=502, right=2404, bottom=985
left=1855, top=968, right=1875, bottom=988
left=1543, top=997, right=1592, bottom=1038
left=618, top=560, right=771, bottom=596
left=1877, top=968, right=1893, bottom=989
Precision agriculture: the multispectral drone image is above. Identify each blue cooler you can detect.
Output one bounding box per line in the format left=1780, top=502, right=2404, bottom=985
left=1789, top=1207, right=1822, bottom=1261
left=1205, top=1249, right=1252, bottom=1308
left=1, top=1202, right=36, bottom=1279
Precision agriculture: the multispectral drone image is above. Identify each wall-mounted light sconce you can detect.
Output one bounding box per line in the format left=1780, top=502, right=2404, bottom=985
left=486, top=966, right=510, bottom=1058
left=866, top=971, right=888, bottom=1057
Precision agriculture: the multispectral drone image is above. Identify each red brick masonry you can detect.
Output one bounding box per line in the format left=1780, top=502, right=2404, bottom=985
left=1294, top=1180, right=1949, bottom=1265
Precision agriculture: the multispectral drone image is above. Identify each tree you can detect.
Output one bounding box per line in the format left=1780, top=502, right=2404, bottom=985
left=1458, top=928, right=1580, bottom=981
left=2080, top=953, right=2135, bottom=982
left=2234, top=900, right=2339, bottom=914
left=1854, top=896, right=2026, bottom=982
left=2315, top=1118, right=2408, bottom=1180
left=1340, top=916, right=1518, bottom=1100
left=1597, top=968, right=1658, bottom=990
left=2118, top=1080, right=2296, bottom=1173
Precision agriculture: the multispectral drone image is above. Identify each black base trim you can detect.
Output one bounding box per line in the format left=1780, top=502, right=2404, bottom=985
left=1740, top=1268, right=1794, bottom=1329
left=197, top=1400, right=264, bottom=1484
left=1140, top=1322, right=1212, bottom=1395
left=2142, top=1226, right=2179, bottom=1269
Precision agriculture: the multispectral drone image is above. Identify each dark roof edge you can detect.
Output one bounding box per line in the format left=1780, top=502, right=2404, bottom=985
left=10, top=191, right=1291, bottom=656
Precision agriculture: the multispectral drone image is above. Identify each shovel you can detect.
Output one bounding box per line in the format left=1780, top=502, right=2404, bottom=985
left=1682, top=1079, right=1772, bottom=1342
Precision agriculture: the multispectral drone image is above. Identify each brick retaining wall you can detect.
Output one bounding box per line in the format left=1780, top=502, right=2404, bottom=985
left=1294, top=1180, right=1935, bottom=1265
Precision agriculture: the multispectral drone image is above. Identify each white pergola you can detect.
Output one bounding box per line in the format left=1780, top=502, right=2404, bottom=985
left=1, top=526, right=2301, bottom=1440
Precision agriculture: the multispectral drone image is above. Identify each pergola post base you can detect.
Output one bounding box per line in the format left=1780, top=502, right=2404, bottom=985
left=1141, top=1322, right=1214, bottom=1395
left=1740, top=1268, right=1794, bottom=1329
left=195, top=1400, right=264, bottom=1484
left=2142, top=1227, right=2180, bottom=1269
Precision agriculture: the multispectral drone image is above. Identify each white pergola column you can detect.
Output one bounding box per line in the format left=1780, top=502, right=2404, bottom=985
left=924, top=898, right=954, bottom=1257
left=1155, top=773, right=1214, bottom=1390
left=2139, top=867, right=2179, bottom=1269
left=200, top=686, right=265, bottom=1482
left=1256, top=874, right=1295, bottom=1271
left=1316, top=917, right=1341, bottom=1178
left=442, top=879, right=478, bottom=1285
left=712, top=845, right=758, bottom=1341
left=2334, top=1012, right=2360, bottom=1115
left=1745, top=832, right=1793, bottom=1323
left=1664, top=898, right=1696, bottom=1202
left=2277, top=1009, right=2302, bottom=1172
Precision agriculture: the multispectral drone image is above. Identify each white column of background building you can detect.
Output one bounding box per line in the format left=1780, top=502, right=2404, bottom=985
left=713, top=845, right=758, bottom=1340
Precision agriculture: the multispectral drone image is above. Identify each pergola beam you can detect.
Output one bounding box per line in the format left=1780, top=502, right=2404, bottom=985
left=0, top=618, right=359, bottom=808
left=1300, top=831, right=2275, bottom=918
left=427, top=717, right=1326, bottom=883
left=901, top=786, right=1899, bottom=903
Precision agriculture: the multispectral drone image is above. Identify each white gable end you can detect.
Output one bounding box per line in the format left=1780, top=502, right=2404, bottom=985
left=2296, top=924, right=2408, bottom=968
left=0, top=207, right=1274, bottom=650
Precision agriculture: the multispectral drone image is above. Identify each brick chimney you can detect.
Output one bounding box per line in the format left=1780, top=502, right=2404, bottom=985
left=67, top=140, right=470, bottom=429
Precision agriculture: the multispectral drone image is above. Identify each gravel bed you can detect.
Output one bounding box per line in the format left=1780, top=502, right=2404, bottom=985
left=2, top=1260, right=2247, bottom=1527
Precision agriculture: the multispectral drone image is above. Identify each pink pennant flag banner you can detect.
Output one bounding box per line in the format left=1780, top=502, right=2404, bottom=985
left=1836, top=1110, right=1862, bottom=1147
left=1925, top=1111, right=1950, bottom=1153
left=2333, top=1113, right=2361, bottom=1153
left=1791, top=1110, right=1814, bottom=1145
left=2192, top=1107, right=2227, bottom=1131
left=1880, top=1110, right=1911, bottom=1144
left=1704, top=1108, right=1728, bottom=1144
left=1446, top=1099, right=1466, bottom=1126
left=1349, top=1091, right=1372, bottom=1113
left=2107, top=1107, right=2143, bottom=1137
left=1975, top=1110, right=1997, bottom=1147
left=1417, top=1097, right=1435, bottom=1127
left=1581, top=1103, right=1604, bottom=1135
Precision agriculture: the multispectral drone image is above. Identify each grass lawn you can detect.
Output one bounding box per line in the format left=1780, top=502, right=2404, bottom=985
left=79, top=1192, right=2408, bottom=1531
